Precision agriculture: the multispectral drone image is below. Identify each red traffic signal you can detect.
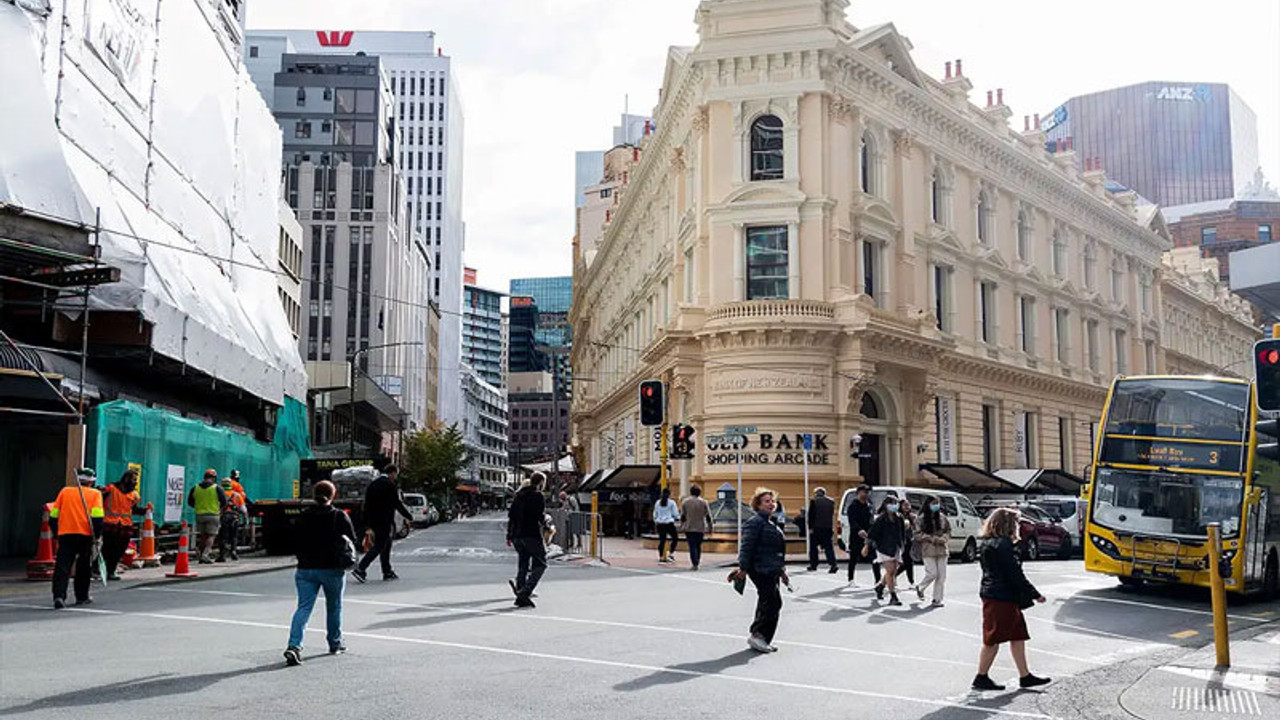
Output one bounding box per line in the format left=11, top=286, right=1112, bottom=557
left=639, top=380, right=665, bottom=426
left=1260, top=348, right=1280, bottom=366
left=1255, top=339, right=1280, bottom=412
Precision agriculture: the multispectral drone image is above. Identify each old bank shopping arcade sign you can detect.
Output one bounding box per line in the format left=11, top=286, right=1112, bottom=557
left=705, top=432, right=832, bottom=466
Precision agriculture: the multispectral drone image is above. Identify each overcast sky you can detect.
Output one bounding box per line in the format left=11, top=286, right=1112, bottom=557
left=247, top=0, right=1280, bottom=292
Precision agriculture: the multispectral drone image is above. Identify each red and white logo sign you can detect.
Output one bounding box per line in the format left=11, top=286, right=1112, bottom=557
left=316, top=31, right=354, bottom=47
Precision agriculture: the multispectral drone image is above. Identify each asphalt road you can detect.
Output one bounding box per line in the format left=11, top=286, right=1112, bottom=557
left=1, top=513, right=1277, bottom=720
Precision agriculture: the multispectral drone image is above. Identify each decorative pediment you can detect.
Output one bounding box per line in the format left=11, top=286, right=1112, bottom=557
left=853, top=196, right=899, bottom=238
left=849, top=23, right=925, bottom=88
left=974, top=245, right=1009, bottom=271
left=719, top=181, right=807, bottom=207
left=925, top=223, right=964, bottom=253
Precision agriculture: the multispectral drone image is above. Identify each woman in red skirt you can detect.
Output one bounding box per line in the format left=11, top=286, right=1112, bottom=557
left=972, top=507, right=1050, bottom=691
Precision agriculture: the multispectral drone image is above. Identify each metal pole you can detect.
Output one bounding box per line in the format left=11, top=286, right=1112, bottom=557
left=736, top=437, right=743, bottom=557
left=660, top=421, right=669, bottom=491
left=590, top=491, right=599, bottom=558
left=348, top=351, right=358, bottom=457
left=803, top=435, right=811, bottom=562
left=1207, top=522, right=1231, bottom=668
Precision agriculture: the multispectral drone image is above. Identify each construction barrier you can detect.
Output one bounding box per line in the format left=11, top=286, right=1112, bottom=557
left=165, top=522, right=198, bottom=579
left=26, top=503, right=56, bottom=580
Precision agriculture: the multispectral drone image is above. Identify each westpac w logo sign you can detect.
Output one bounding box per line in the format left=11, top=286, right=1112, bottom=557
left=316, top=31, right=354, bottom=47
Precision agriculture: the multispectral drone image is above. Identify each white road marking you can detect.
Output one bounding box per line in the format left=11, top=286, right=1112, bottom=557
left=140, top=586, right=978, bottom=669
left=615, top=567, right=1100, bottom=665
left=1052, top=592, right=1267, bottom=622
left=0, top=602, right=1057, bottom=719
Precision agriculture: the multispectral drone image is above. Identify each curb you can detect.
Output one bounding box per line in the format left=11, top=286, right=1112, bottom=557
left=126, top=560, right=295, bottom=590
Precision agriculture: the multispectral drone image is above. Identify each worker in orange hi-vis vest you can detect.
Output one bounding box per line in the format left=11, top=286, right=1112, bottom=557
left=100, top=468, right=148, bottom=580
left=217, top=478, right=248, bottom=562
left=227, top=469, right=252, bottom=505
left=48, top=468, right=105, bottom=609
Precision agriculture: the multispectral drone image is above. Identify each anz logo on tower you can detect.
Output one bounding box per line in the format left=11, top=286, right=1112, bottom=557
left=1155, top=84, right=1213, bottom=102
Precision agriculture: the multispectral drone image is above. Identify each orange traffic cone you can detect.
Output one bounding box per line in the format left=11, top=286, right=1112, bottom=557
left=25, top=503, right=56, bottom=580
left=165, top=521, right=199, bottom=578
left=138, top=504, right=160, bottom=567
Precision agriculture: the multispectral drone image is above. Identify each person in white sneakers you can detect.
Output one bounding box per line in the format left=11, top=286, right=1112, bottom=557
left=914, top=496, right=951, bottom=607
left=653, top=487, right=681, bottom=564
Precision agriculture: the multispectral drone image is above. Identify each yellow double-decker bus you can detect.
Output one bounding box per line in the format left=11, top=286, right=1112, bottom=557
left=1083, top=375, right=1280, bottom=598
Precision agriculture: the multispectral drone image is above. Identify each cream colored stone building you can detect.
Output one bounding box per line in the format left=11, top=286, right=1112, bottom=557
left=1161, top=248, right=1258, bottom=377
left=570, top=0, right=1259, bottom=507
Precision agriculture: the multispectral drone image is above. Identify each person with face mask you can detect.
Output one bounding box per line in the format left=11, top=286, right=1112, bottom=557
left=915, top=495, right=952, bottom=607
left=99, top=468, right=148, bottom=581
left=865, top=497, right=907, bottom=605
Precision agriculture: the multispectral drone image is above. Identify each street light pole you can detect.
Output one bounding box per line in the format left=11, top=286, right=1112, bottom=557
left=348, top=341, right=423, bottom=457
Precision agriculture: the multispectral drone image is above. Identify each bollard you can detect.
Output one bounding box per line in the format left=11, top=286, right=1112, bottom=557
left=590, top=492, right=599, bottom=559
left=1207, top=522, right=1230, bottom=668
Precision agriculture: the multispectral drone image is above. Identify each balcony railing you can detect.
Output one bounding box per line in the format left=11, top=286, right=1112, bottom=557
left=707, top=299, right=836, bottom=323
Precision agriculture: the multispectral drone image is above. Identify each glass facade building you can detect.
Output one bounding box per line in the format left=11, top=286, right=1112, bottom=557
left=1045, top=82, right=1258, bottom=207
left=510, top=276, right=572, bottom=348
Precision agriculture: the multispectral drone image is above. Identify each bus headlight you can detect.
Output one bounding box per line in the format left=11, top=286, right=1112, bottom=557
left=1091, top=534, right=1122, bottom=560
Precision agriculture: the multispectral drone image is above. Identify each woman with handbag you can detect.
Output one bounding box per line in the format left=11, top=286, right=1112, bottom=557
left=973, top=507, right=1050, bottom=691
left=285, top=480, right=357, bottom=667
left=729, top=487, right=790, bottom=653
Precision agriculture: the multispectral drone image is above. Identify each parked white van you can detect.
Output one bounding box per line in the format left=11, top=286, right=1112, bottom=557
left=839, top=486, right=986, bottom=562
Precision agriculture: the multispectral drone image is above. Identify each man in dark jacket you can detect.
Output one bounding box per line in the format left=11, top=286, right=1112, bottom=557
left=844, top=485, right=881, bottom=588
left=352, top=465, right=413, bottom=583
left=507, top=473, right=548, bottom=608
left=806, top=487, right=838, bottom=573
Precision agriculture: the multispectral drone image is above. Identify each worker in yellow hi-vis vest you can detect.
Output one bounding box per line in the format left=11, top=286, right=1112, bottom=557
left=49, top=468, right=105, bottom=609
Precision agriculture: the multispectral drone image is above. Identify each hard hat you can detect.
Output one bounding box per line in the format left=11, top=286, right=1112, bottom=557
left=75, top=467, right=97, bottom=483
left=230, top=469, right=240, bottom=480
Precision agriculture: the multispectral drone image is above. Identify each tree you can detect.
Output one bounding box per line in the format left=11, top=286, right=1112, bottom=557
left=401, top=423, right=469, bottom=503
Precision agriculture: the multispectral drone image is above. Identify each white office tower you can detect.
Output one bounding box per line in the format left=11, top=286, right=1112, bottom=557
left=247, top=29, right=466, bottom=424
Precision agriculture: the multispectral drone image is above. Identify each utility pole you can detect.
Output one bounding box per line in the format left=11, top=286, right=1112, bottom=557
left=349, top=341, right=422, bottom=457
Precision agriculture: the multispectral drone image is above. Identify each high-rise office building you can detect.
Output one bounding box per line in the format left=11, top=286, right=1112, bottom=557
left=462, top=268, right=505, bottom=388
left=247, top=29, right=466, bottom=425
left=1044, top=81, right=1259, bottom=207
left=508, top=299, right=545, bottom=374
left=509, top=276, right=572, bottom=348
left=249, top=50, right=434, bottom=444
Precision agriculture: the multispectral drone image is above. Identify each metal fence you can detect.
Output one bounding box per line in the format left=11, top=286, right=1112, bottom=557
left=550, top=509, right=603, bottom=560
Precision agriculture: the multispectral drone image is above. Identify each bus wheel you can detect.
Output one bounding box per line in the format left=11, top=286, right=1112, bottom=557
left=1118, top=577, right=1144, bottom=590
left=962, top=538, right=978, bottom=563
left=1264, top=553, right=1279, bottom=602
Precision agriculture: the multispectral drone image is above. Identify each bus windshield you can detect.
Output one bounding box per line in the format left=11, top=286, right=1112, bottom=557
left=1103, top=378, right=1248, bottom=442
left=1090, top=468, right=1244, bottom=538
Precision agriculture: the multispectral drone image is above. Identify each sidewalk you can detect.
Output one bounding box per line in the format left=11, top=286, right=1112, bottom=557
left=0, top=552, right=294, bottom=601
left=1118, top=625, right=1280, bottom=718
left=574, top=535, right=828, bottom=570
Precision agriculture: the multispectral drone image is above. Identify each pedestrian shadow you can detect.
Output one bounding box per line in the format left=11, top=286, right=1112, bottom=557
left=380, top=597, right=511, bottom=612
left=911, top=688, right=1037, bottom=720
left=0, top=664, right=283, bottom=716
left=612, top=649, right=760, bottom=692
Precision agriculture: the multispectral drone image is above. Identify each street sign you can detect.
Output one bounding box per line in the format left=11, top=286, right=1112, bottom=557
left=707, top=434, right=746, bottom=449
left=164, top=465, right=185, bottom=524
left=723, top=425, right=757, bottom=435
left=801, top=433, right=813, bottom=451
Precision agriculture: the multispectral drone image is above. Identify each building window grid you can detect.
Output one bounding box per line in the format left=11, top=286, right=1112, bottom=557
left=745, top=226, right=789, bottom=300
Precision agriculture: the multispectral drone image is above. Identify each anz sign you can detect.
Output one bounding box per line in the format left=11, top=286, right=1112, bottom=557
left=1155, top=84, right=1213, bottom=102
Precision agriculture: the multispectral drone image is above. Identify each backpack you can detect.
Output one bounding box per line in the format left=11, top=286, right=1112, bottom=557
left=331, top=509, right=358, bottom=570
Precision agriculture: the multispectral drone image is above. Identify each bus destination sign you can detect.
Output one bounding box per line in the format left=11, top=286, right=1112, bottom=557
left=1100, top=436, right=1243, bottom=473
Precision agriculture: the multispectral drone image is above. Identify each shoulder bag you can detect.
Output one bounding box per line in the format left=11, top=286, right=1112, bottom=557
left=333, top=510, right=358, bottom=570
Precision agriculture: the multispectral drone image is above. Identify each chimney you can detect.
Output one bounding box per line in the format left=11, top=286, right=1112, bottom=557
left=437, top=48, right=442, bottom=57
left=1066, top=137, right=1073, bottom=151
left=1024, top=116, right=1030, bottom=132
left=644, top=119, right=652, bottom=136
left=955, top=59, right=963, bottom=76
left=996, top=88, right=1004, bottom=106
left=632, top=147, right=639, bottom=162
left=1095, top=156, right=1102, bottom=170
left=986, top=90, right=993, bottom=107
left=1084, top=157, right=1092, bottom=171
left=1034, top=113, right=1041, bottom=129
left=945, top=61, right=952, bottom=79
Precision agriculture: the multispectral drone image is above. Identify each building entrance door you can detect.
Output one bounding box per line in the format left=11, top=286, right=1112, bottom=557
left=858, top=433, right=882, bottom=486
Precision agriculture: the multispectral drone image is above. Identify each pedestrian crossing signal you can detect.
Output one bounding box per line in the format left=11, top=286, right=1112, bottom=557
left=639, top=380, right=665, bottom=426
left=671, top=424, right=696, bottom=459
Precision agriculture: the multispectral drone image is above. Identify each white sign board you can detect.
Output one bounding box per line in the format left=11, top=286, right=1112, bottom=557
left=1012, top=411, right=1029, bottom=469
left=84, top=0, right=158, bottom=105
left=623, top=416, right=637, bottom=464
left=164, top=464, right=185, bottom=524
left=936, top=396, right=957, bottom=463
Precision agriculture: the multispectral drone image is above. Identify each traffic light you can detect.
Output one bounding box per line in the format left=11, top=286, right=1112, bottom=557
left=639, top=380, right=665, bottom=426
left=1257, top=418, right=1280, bottom=461
left=1255, top=339, right=1280, bottom=412
left=671, top=424, right=696, bottom=459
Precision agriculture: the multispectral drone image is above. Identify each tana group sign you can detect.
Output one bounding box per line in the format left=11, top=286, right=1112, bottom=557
left=705, top=432, right=833, bottom=466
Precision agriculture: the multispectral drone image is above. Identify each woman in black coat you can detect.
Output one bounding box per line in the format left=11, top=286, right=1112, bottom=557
left=973, top=507, right=1050, bottom=691
left=731, top=487, right=790, bottom=653
left=865, top=497, right=907, bottom=605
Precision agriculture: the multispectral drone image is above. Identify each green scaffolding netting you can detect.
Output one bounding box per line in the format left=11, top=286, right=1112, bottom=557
left=88, top=397, right=311, bottom=522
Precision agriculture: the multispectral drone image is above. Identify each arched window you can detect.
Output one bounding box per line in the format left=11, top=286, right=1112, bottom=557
left=860, top=392, right=881, bottom=419
left=860, top=132, right=875, bottom=195
left=976, top=191, right=991, bottom=244
left=750, top=115, right=784, bottom=181
left=1016, top=210, right=1030, bottom=261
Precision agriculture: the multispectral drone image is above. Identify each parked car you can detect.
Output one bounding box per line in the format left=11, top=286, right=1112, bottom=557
left=1031, top=497, right=1087, bottom=557
left=841, top=486, right=986, bottom=562
left=402, top=493, right=436, bottom=527
left=976, top=501, right=1071, bottom=560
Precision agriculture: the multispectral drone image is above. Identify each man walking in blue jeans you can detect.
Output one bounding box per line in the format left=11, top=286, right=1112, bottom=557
left=285, top=480, right=356, bottom=666
left=507, top=472, right=548, bottom=608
